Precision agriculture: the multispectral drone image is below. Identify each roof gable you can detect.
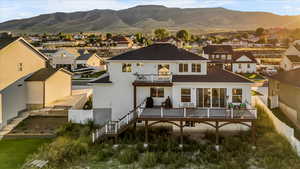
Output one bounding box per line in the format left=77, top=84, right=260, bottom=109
left=270, top=68, right=300, bottom=87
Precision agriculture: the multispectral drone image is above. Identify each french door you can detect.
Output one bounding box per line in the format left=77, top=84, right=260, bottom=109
left=197, top=88, right=227, bottom=108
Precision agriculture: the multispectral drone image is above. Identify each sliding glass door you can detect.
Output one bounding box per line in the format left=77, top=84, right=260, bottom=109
left=197, top=88, right=227, bottom=108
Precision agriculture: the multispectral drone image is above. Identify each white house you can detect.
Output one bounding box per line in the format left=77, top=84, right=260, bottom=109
left=0, top=37, right=72, bottom=129
left=75, top=51, right=106, bottom=71
left=90, top=44, right=254, bottom=122
left=232, top=52, right=257, bottom=73
left=280, top=44, right=300, bottom=71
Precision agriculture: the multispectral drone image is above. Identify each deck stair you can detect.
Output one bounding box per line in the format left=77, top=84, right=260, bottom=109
left=92, top=100, right=146, bottom=143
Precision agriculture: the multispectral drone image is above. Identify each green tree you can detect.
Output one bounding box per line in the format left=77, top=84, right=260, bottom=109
left=255, top=27, right=265, bottom=37
left=176, top=30, right=190, bottom=42
left=135, top=32, right=143, bottom=44
left=106, top=33, right=112, bottom=39
left=242, top=33, right=249, bottom=39
left=154, top=28, right=169, bottom=40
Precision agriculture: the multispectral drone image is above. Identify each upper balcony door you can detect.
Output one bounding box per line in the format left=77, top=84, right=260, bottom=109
left=196, top=88, right=227, bottom=108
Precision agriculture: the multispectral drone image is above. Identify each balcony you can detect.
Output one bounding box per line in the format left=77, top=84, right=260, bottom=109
left=133, top=73, right=173, bottom=86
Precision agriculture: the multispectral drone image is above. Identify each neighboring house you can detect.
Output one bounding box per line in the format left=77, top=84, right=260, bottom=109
left=25, top=67, right=72, bottom=109
left=232, top=52, right=257, bottom=73
left=280, top=44, right=300, bottom=71
left=154, top=37, right=183, bottom=48
left=90, top=43, right=253, bottom=123
left=111, top=36, right=134, bottom=48
left=202, top=45, right=234, bottom=68
left=75, top=52, right=106, bottom=70
left=0, top=37, right=72, bottom=129
left=268, top=68, right=300, bottom=125
left=40, top=48, right=77, bottom=70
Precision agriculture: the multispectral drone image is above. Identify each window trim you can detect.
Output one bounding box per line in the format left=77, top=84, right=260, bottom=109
left=122, top=63, right=132, bottom=72
left=232, top=88, right=243, bottom=103
left=179, top=63, right=188, bottom=72
left=150, top=87, right=164, bottom=98
left=192, top=63, right=201, bottom=72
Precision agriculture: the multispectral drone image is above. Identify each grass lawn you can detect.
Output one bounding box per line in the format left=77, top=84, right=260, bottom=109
left=0, top=139, right=50, bottom=169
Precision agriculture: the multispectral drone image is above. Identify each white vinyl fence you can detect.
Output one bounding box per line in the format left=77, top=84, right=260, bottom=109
left=68, top=109, right=93, bottom=124
left=254, top=96, right=300, bottom=156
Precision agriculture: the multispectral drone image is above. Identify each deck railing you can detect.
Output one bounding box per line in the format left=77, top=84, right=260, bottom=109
left=134, top=73, right=172, bottom=83
left=139, top=107, right=257, bottom=120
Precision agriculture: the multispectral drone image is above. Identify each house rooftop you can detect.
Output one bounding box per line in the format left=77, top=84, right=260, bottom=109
left=172, top=68, right=252, bottom=83
left=25, top=67, right=72, bottom=81
left=0, top=37, right=19, bottom=50
left=89, top=75, right=112, bottom=84
left=108, top=43, right=207, bottom=61
left=203, top=45, right=233, bottom=55
left=232, top=51, right=257, bottom=63
left=269, top=68, right=300, bottom=88
left=39, top=49, right=58, bottom=54
left=286, top=55, right=300, bottom=63
left=76, top=53, right=94, bottom=60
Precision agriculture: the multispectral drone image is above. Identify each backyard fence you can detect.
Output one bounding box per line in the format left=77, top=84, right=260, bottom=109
left=254, top=96, right=300, bottom=156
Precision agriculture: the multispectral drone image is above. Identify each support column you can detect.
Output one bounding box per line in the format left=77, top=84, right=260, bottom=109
left=133, top=85, right=137, bottom=109
left=145, top=120, right=148, bottom=145
left=215, top=121, right=219, bottom=150
left=180, top=121, right=183, bottom=147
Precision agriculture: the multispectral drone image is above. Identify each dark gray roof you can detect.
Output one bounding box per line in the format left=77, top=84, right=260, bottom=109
left=232, top=51, right=257, bottom=63
left=269, top=68, right=300, bottom=87
left=25, top=67, right=57, bottom=81
left=89, top=75, right=112, bottom=83
left=0, top=37, right=19, bottom=50
left=203, top=45, right=233, bottom=55
left=39, top=49, right=58, bottom=54
left=286, top=55, right=300, bottom=63
left=108, top=44, right=207, bottom=61
left=76, top=53, right=94, bottom=60
left=173, top=68, right=252, bottom=83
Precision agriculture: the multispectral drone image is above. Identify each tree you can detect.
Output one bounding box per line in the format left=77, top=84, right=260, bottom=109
left=154, top=28, right=169, bottom=40
left=255, top=27, right=265, bottom=37
left=176, top=30, right=190, bottom=42
left=106, top=33, right=112, bottom=39
left=135, top=32, right=143, bottom=44
left=242, top=33, right=249, bottom=39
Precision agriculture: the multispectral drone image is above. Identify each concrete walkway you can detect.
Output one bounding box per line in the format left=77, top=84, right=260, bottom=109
left=0, top=112, right=29, bottom=140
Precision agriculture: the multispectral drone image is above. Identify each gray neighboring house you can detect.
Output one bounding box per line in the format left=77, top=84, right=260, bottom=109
left=268, top=68, right=300, bottom=125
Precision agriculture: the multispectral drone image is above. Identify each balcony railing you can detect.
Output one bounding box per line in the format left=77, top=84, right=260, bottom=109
left=134, top=73, right=172, bottom=83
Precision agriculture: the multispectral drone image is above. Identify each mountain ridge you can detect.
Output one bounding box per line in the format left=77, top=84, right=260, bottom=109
left=1, top=5, right=300, bottom=33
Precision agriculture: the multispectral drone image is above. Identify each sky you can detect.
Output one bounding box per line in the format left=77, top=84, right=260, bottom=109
left=1, top=0, right=300, bottom=23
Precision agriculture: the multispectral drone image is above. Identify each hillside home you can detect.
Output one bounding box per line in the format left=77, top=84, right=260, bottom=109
left=75, top=51, right=106, bottom=70
left=280, top=44, right=300, bottom=71
left=111, top=36, right=134, bottom=48
left=0, top=37, right=72, bottom=129
left=40, top=48, right=77, bottom=70
left=268, top=68, right=300, bottom=125
left=90, top=44, right=255, bottom=124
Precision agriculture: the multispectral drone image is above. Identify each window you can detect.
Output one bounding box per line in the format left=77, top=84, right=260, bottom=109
left=18, top=63, right=23, bottom=71
left=232, top=88, right=242, bottom=103
left=247, top=64, right=250, bottom=68
left=238, top=64, right=242, bottom=69
left=136, top=63, right=144, bottom=67
left=150, top=88, right=164, bottom=97
left=227, top=55, right=232, bottom=60
left=158, top=64, right=170, bottom=74
left=192, top=64, right=201, bottom=72
left=181, top=88, right=191, bottom=102
left=179, top=63, right=188, bottom=72
left=122, top=63, right=132, bottom=72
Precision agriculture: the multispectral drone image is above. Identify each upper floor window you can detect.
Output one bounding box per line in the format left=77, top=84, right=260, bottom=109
left=158, top=64, right=170, bottom=75
left=151, top=88, right=164, bottom=98
left=227, top=55, right=232, bottom=60
left=232, top=88, right=242, bottom=103
left=238, top=64, right=242, bottom=69
left=181, top=88, right=191, bottom=102
left=247, top=64, right=250, bottom=68
left=137, top=63, right=144, bottom=67
left=192, top=64, right=201, bottom=72
left=18, top=63, right=23, bottom=71
left=122, top=63, right=132, bottom=72
left=179, top=63, right=188, bottom=72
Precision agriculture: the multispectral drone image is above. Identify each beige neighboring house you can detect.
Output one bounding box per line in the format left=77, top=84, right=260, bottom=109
left=25, top=67, right=72, bottom=109
left=0, top=36, right=72, bottom=129
left=75, top=52, right=106, bottom=70
left=281, top=44, right=300, bottom=71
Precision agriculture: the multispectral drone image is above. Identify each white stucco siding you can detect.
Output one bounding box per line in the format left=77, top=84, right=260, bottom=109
left=232, top=63, right=256, bottom=73
left=26, top=81, right=44, bottom=104
left=44, top=70, right=72, bottom=106
left=0, top=39, right=46, bottom=90
left=172, top=82, right=252, bottom=108
left=0, top=77, right=27, bottom=126
left=280, top=55, right=293, bottom=71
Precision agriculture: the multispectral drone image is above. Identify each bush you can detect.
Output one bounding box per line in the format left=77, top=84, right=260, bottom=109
left=118, top=148, right=139, bottom=164
left=139, top=152, right=158, bottom=168
left=95, top=147, right=114, bottom=161
left=160, top=152, right=180, bottom=165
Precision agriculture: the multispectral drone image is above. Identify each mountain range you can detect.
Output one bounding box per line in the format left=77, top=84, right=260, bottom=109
left=0, top=5, right=300, bottom=33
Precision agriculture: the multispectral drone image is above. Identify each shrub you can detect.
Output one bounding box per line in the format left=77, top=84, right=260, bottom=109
left=160, top=152, right=179, bottom=164
left=95, top=147, right=114, bottom=161
left=139, top=152, right=158, bottom=168
left=118, top=148, right=139, bottom=164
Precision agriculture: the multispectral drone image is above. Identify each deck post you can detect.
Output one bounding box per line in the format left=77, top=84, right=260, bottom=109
left=252, top=122, right=256, bottom=149
left=161, top=107, right=163, bottom=117
left=133, top=85, right=137, bottom=108
left=180, top=121, right=183, bottom=147
left=145, top=120, right=149, bottom=145
left=215, top=121, right=219, bottom=149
